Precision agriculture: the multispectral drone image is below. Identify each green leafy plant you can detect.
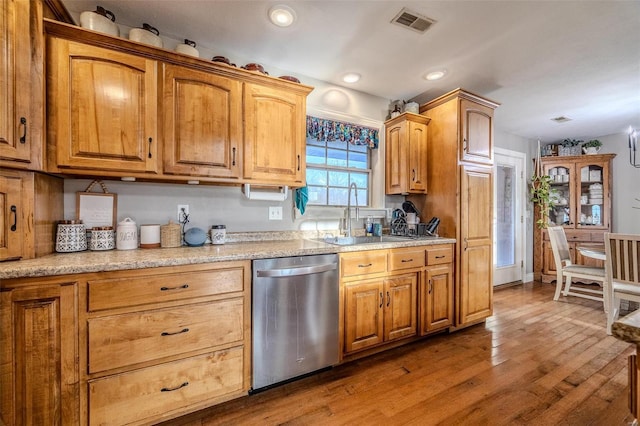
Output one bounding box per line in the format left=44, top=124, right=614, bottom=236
left=583, top=139, right=602, bottom=148
left=530, top=173, right=555, bottom=228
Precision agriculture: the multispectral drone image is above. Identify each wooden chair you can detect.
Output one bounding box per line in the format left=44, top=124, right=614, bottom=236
left=605, top=233, right=640, bottom=334
left=547, top=226, right=605, bottom=303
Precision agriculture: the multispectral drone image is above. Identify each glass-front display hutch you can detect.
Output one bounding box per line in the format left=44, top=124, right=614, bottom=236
left=533, top=153, right=616, bottom=283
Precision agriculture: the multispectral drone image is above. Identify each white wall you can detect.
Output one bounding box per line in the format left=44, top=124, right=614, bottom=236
left=592, top=132, right=640, bottom=234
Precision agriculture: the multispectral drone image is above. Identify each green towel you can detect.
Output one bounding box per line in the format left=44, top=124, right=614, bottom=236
left=295, top=185, right=309, bottom=215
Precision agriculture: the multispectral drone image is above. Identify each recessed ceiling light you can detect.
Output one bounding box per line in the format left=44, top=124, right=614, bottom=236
left=269, top=5, right=296, bottom=27
left=424, top=70, right=447, bottom=81
left=342, top=73, right=361, bottom=83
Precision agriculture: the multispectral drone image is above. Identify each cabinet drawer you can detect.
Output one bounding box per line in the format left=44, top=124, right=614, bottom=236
left=388, top=248, right=425, bottom=271
left=543, top=230, right=588, bottom=242
left=340, top=251, right=387, bottom=278
left=426, top=245, right=454, bottom=265
left=88, top=267, right=245, bottom=311
left=88, top=299, right=244, bottom=373
left=89, top=347, right=244, bottom=426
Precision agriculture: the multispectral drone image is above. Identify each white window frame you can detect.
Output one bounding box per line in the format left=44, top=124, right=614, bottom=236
left=299, top=107, right=385, bottom=220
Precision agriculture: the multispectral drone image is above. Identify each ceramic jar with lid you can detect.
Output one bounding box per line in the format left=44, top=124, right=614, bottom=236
left=56, top=220, right=87, bottom=252
left=211, top=225, right=226, bottom=245
left=116, top=217, right=138, bottom=250
left=90, top=227, right=115, bottom=251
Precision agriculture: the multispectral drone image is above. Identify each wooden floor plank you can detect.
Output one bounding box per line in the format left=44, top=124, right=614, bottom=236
left=160, top=282, right=637, bottom=426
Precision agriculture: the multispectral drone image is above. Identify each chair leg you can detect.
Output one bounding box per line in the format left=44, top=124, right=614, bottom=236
left=562, top=274, right=573, bottom=296
left=607, top=296, right=621, bottom=335
left=553, top=271, right=564, bottom=301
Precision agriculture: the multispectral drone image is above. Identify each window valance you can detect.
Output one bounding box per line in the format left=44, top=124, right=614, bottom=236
left=306, top=116, right=379, bottom=149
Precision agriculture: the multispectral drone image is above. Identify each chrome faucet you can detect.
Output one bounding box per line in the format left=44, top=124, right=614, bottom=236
left=344, top=182, right=359, bottom=237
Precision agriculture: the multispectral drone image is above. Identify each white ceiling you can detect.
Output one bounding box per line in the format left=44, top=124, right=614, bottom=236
left=61, top=0, right=640, bottom=143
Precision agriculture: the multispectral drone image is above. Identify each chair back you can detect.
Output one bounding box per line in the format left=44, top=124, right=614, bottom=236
left=605, top=233, right=640, bottom=286
left=548, top=226, right=572, bottom=269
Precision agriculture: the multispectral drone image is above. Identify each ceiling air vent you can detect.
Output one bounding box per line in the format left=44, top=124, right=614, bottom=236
left=391, top=8, right=436, bottom=34
left=551, top=116, right=572, bottom=123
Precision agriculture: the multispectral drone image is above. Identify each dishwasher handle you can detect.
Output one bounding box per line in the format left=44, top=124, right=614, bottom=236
left=256, top=263, right=337, bottom=278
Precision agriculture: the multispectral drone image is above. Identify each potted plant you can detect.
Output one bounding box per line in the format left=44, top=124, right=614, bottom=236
left=582, top=139, right=602, bottom=154
left=531, top=141, right=555, bottom=228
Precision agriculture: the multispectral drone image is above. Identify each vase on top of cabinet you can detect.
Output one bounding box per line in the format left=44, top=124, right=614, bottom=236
left=533, top=153, right=616, bottom=283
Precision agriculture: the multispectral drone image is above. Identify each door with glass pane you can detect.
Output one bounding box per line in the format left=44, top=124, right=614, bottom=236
left=494, top=149, right=525, bottom=285
left=576, top=160, right=610, bottom=229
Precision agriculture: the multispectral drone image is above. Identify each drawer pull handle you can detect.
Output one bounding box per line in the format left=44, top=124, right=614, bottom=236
left=161, top=382, right=189, bottom=392
left=161, top=328, right=189, bottom=336
left=435, top=255, right=445, bottom=259
left=19, top=117, right=26, bottom=143
left=379, top=292, right=383, bottom=308
left=401, top=258, right=413, bottom=263
left=10, top=206, right=17, bottom=231
left=358, top=263, right=372, bottom=268
left=160, top=284, right=189, bottom=291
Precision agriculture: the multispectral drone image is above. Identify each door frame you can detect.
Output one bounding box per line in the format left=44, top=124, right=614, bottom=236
left=493, top=147, right=527, bottom=285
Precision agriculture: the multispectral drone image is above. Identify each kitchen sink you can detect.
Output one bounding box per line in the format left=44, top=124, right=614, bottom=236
left=318, top=235, right=417, bottom=246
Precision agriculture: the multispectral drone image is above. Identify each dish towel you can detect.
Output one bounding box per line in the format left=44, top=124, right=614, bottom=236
left=295, top=185, right=309, bottom=215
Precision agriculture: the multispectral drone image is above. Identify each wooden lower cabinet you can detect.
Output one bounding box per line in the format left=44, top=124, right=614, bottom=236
left=82, top=261, right=251, bottom=425
left=89, top=347, right=244, bottom=426
left=341, top=244, right=454, bottom=357
left=1, top=260, right=251, bottom=425
left=0, top=280, right=80, bottom=426
left=343, top=273, right=417, bottom=353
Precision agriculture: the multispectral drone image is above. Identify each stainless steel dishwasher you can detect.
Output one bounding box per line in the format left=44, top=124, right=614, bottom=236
left=252, top=254, right=339, bottom=391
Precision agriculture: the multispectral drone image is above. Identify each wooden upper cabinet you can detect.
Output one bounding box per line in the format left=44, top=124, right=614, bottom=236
left=460, top=98, right=494, bottom=165
left=0, top=0, right=42, bottom=166
left=385, top=112, right=430, bottom=195
left=47, top=37, right=158, bottom=174
left=243, top=83, right=305, bottom=186
left=163, top=64, right=242, bottom=178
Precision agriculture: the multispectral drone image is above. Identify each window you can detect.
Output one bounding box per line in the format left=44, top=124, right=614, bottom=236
left=305, top=116, right=378, bottom=207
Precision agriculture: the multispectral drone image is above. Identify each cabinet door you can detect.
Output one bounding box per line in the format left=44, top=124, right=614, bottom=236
left=163, top=64, right=242, bottom=178
left=543, top=162, right=574, bottom=228
left=0, top=0, right=37, bottom=163
left=421, top=264, right=454, bottom=334
left=0, top=173, right=23, bottom=260
left=0, top=283, right=79, bottom=425
left=459, top=165, right=493, bottom=325
left=460, top=99, right=493, bottom=165
left=243, top=83, right=304, bottom=185
left=408, top=120, right=428, bottom=192
left=385, top=120, right=407, bottom=194
left=344, top=279, right=384, bottom=353
left=576, top=158, right=610, bottom=229
left=384, top=274, right=417, bottom=341
left=48, top=38, right=158, bottom=173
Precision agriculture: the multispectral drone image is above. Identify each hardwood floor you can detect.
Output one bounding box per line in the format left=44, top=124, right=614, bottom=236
left=162, top=282, right=636, bottom=426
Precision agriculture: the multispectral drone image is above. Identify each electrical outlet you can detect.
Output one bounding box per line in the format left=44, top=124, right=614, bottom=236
left=269, top=206, right=283, bottom=220
left=177, top=204, right=189, bottom=222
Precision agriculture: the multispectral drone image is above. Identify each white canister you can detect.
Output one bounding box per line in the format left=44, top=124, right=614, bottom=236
left=140, top=224, right=161, bottom=248
left=211, top=225, right=226, bottom=245
left=404, top=102, right=419, bottom=114
left=175, top=39, right=199, bottom=57
left=116, top=217, right=138, bottom=250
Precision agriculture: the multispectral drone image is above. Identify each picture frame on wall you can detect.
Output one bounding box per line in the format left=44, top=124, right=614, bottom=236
left=76, top=191, right=117, bottom=229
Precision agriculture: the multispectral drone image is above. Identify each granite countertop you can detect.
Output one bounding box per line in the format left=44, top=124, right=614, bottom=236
left=612, top=309, right=640, bottom=345
left=0, top=236, right=455, bottom=280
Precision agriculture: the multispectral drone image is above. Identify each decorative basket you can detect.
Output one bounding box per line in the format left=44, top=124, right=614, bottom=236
left=160, top=220, right=182, bottom=248
left=559, top=145, right=581, bottom=156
